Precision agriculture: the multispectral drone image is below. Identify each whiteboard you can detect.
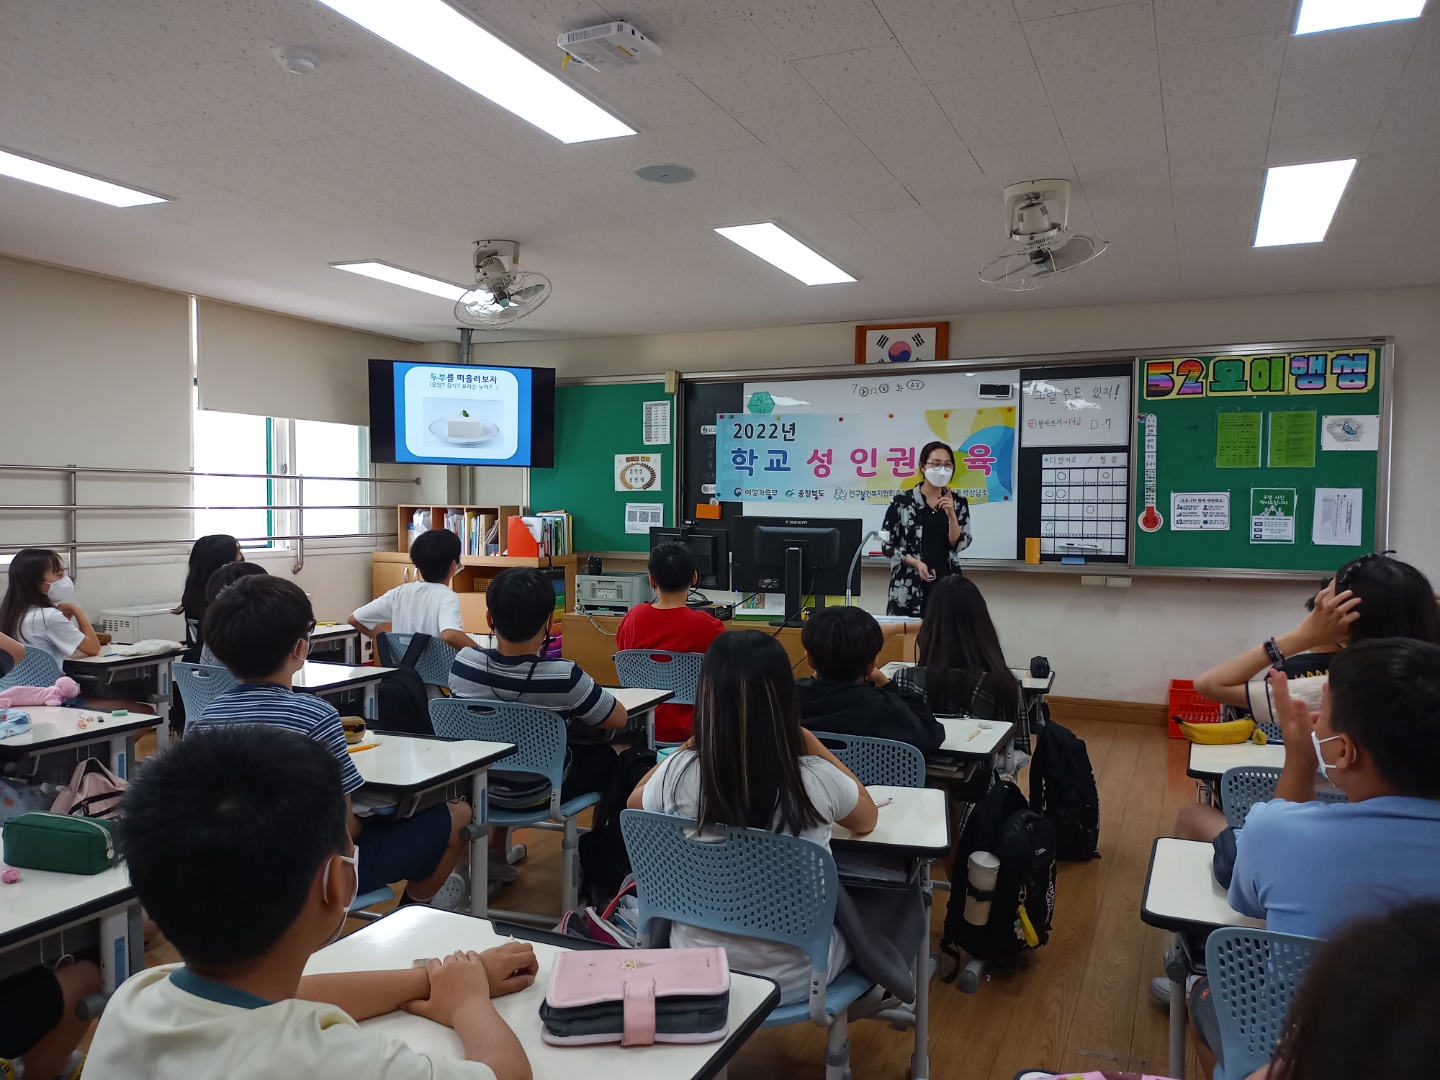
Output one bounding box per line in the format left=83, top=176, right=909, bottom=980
left=1021, top=373, right=1133, bottom=447
left=738, top=369, right=1020, bottom=561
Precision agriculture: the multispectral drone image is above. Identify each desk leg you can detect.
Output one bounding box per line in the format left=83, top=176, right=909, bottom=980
left=155, top=657, right=175, bottom=750
left=345, top=634, right=357, bottom=665
left=363, top=683, right=377, bottom=721
left=98, top=905, right=131, bottom=993
left=911, top=863, right=932, bottom=1080
left=1166, top=932, right=1186, bottom=1080
left=470, top=769, right=489, bottom=920
left=107, top=734, right=134, bottom=780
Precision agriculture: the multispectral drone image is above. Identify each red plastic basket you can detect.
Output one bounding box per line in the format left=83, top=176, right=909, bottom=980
left=1167, top=678, right=1223, bottom=739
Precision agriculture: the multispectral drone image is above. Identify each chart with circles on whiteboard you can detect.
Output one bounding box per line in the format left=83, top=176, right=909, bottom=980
left=1039, top=452, right=1129, bottom=558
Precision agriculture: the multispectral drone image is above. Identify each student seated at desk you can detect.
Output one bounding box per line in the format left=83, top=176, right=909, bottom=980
left=615, top=542, right=725, bottom=743
left=795, top=605, right=943, bottom=756
left=196, top=561, right=268, bottom=668
left=193, top=576, right=472, bottom=910
left=349, top=528, right=476, bottom=651
left=0, top=959, right=102, bottom=1080
left=1193, top=553, right=1440, bottom=714
left=450, top=567, right=628, bottom=883
left=87, top=725, right=536, bottom=1080
left=627, top=631, right=878, bottom=1003
left=891, top=575, right=1020, bottom=727
left=178, top=534, right=242, bottom=663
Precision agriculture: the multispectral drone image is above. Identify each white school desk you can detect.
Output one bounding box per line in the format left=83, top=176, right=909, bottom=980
left=310, top=623, right=363, bottom=665
left=830, top=784, right=949, bottom=1080
left=293, top=661, right=393, bottom=721
left=877, top=661, right=1057, bottom=696
left=610, top=686, right=677, bottom=749
left=935, top=716, right=1016, bottom=759
left=1186, top=740, right=1286, bottom=781
left=353, top=731, right=516, bottom=919
left=0, top=705, right=161, bottom=778
left=0, top=864, right=142, bottom=994
left=1141, top=837, right=1264, bottom=1078
left=66, top=643, right=185, bottom=747
left=304, top=906, right=781, bottom=1080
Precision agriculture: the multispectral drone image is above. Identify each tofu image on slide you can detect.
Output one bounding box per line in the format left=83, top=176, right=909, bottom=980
left=447, top=418, right=486, bottom=438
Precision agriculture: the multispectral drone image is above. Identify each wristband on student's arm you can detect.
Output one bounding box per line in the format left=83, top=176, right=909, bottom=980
left=1263, top=637, right=1285, bottom=666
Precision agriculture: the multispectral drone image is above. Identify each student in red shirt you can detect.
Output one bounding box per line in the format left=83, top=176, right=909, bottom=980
left=616, top=542, right=725, bottom=743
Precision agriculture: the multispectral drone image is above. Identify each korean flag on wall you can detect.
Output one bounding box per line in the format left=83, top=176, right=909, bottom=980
left=863, top=326, right=938, bottom=364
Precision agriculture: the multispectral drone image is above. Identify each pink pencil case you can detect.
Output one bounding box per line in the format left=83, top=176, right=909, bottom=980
left=539, top=947, right=730, bottom=1046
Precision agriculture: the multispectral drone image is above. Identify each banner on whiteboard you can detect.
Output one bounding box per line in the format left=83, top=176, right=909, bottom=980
left=1021, top=374, right=1132, bottom=447
left=715, top=408, right=1016, bottom=508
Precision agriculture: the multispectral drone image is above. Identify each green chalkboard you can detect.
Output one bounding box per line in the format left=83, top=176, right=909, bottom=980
left=1134, top=346, right=1386, bottom=572
left=530, top=382, right=674, bottom=552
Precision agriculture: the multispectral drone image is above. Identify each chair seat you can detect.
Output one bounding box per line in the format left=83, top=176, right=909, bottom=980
left=761, top=967, right=875, bottom=1027
left=488, top=791, right=602, bottom=828
left=349, top=885, right=395, bottom=913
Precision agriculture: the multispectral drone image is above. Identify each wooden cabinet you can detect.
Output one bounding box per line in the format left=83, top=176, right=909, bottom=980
left=371, top=551, right=577, bottom=634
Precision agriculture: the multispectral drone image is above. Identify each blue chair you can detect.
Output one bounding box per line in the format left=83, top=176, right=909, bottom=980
left=173, top=663, right=239, bottom=719
left=812, top=732, right=925, bottom=789
left=1206, top=926, right=1320, bottom=1080
left=1221, top=766, right=1348, bottom=829
left=0, top=648, right=62, bottom=691
left=621, top=809, right=916, bottom=1080
left=347, top=885, right=396, bottom=922
left=1257, top=719, right=1283, bottom=744
left=613, top=649, right=704, bottom=705
left=377, top=632, right=458, bottom=689
left=429, top=698, right=602, bottom=925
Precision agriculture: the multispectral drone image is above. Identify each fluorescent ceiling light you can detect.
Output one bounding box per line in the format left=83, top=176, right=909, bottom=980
left=1253, top=159, right=1356, bottom=247
left=1295, top=0, right=1426, bottom=34
left=0, top=147, right=167, bottom=207
left=331, top=261, right=468, bottom=300
left=713, top=223, right=856, bottom=285
left=314, top=0, right=635, bottom=144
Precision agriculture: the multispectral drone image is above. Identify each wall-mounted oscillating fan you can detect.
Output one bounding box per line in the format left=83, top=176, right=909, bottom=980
left=979, top=179, right=1107, bottom=292
left=455, top=240, right=552, bottom=328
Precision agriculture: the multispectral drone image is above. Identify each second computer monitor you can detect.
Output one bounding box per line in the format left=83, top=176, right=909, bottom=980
left=730, top=515, right=862, bottom=625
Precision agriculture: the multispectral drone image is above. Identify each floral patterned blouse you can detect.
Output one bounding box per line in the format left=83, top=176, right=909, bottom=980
left=881, top=485, right=973, bottom=616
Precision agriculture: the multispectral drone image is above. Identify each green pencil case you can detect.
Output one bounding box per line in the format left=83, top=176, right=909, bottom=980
left=2, top=812, right=118, bottom=875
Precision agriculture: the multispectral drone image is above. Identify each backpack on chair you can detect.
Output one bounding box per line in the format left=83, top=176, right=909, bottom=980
left=941, top=779, right=1057, bottom=969
left=1028, top=720, right=1101, bottom=861
left=577, top=744, right=657, bottom=907
left=373, top=633, right=435, bottom=737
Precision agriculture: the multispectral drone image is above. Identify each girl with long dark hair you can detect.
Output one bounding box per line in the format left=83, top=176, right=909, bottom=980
left=628, top=630, right=877, bottom=1002
left=893, top=574, right=1020, bottom=724
left=178, top=534, right=241, bottom=660
left=0, top=548, right=103, bottom=663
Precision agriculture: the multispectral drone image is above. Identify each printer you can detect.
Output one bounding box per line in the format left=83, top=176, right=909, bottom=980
left=575, top=572, right=652, bottom=617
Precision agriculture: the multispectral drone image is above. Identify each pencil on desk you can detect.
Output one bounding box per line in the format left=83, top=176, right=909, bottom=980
left=348, top=742, right=378, bottom=753
left=966, top=729, right=981, bottom=742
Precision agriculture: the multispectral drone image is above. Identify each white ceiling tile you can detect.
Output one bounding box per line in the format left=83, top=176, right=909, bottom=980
left=1170, top=168, right=1261, bottom=249
left=1160, top=31, right=1286, bottom=125
left=659, top=16, right=819, bottom=113
left=1152, top=0, right=1292, bottom=48
left=970, top=138, right=1077, bottom=185
left=732, top=99, right=853, bottom=148
left=1015, top=0, right=1139, bottom=19
left=601, top=76, right=764, bottom=151
left=1265, top=130, right=1374, bottom=166
left=1024, top=2, right=1160, bottom=102
left=1282, top=18, right=1423, bottom=72
left=851, top=205, right=980, bottom=271
left=593, top=0, right=742, bottom=31
left=857, top=121, right=983, bottom=189
left=738, top=0, right=895, bottom=61
left=874, top=0, right=1035, bottom=83
left=1368, top=58, right=1440, bottom=153
left=1242, top=245, right=1319, bottom=293
left=766, top=132, right=916, bottom=211
left=789, top=45, right=932, bottom=129
left=930, top=70, right=1061, bottom=150
left=1054, top=91, right=1166, bottom=164
left=1164, top=112, right=1272, bottom=176
left=1271, top=64, right=1398, bottom=142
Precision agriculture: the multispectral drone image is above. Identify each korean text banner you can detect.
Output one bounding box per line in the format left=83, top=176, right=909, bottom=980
left=716, top=408, right=1016, bottom=507
left=1141, top=349, right=1378, bottom=401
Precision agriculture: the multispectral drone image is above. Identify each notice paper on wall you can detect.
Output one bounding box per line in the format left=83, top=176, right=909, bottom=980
left=1321, top=414, right=1380, bottom=452
left=1171, top=492, right=1230, bottom=531
left=624, top=502, right=664, bottom=534
left=1268, top=411, right=1317, bottom=469
left=1313, top=487, right=1363, bottom=546
left=1215, top=412, right=1261, bottom=468
left=615, top=454, right=663, bottom=492
left=642, top=400, right=671, bottom=446
left=1250, top=487, right=1297, bottom=544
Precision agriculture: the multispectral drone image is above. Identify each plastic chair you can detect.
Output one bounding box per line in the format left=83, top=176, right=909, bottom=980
left=812, top=731, right=926, bottom=789
left=0, top=648, right=62, bottom=691
left=347, top=886, right=396, bottom=922
left=1220, top=766, right=1348, bottom=829
left=1206, top=926, right=1320, bottom=1080
left=377, top=632, right=458, bottom=689
left=613, top=650, right=704, bottom=705
left=1257, top=719, right=1283, bottom=744
left=429, top=697, right=602, bottom=926
left=621, top=809, right=914, bottom=1080
left=173, top=663, right=239, bottom=719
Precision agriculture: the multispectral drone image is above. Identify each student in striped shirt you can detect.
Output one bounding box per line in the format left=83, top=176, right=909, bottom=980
left=449, top=567, right=628, bottom=882
left=192, top=576, right=472, bottom=910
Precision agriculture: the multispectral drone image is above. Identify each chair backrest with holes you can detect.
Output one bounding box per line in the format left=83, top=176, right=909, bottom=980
left=377, top=632, right=458, bottom=688
left=1206, top=926, right=1320, bottom=1080
left=613, top=650, right=704, bottom=706
left=1222, top=766, right=1347, bottom=829
left=0, top=648, right=62, bottom=691
left=428, top=698, right=567, bottom=790
left=173, top=663, right=239, bottom=718
left=811, top=731, right=924, bottom=788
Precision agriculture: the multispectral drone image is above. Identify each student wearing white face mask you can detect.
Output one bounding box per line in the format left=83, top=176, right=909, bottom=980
left=880, top=440, right=973, bottom=617
left=0, top=547, right=104, bottom=664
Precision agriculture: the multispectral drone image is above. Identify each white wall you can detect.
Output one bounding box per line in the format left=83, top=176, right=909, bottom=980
left=470, top=286, right=1440, bottom=704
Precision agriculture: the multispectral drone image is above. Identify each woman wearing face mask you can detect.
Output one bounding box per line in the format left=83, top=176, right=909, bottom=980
left=0, top=547, right=104, bottom=664
left=880, top=440, right=973, bottom=617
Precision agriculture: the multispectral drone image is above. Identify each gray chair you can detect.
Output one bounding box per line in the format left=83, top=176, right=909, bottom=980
left=377, top=632, right=458, bottom=689
left=811, top=731, right=926, bottom=789
left=1221, top=766, right=1347, bottom=829
left=173, top=663, right=238, bottom=719
left=1206, top=925, right=1320, bottom=1080
left=0, top=648, right=62, bottom=690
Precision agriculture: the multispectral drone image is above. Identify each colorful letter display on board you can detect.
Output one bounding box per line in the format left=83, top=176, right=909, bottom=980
left=1142, top=350, right=1377, bottom=400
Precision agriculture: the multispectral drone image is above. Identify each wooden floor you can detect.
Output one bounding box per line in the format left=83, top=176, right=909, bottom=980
left=138, top=717, right=1204, bottom=1079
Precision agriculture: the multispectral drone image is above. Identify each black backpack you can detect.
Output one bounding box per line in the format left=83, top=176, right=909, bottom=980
left=1028, top=721, right=1101, bottom=861
left=372, top=634, right=435, bottom=737
left=941, top=779, right=1057, bottom=967
left=577, top=744, right=658, bottom=907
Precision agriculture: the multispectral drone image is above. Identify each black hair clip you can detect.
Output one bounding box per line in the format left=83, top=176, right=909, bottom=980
left=1336, top=550, right=1396, bottom=591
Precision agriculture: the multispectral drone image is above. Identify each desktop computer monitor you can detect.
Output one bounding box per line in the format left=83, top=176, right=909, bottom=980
left=730, top=516, right=862, bottom=626
left=648, top=523, right=731, bottom=591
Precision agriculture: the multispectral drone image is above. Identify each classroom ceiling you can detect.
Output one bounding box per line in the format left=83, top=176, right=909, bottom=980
left=1, top=0, right=1438, bottom=342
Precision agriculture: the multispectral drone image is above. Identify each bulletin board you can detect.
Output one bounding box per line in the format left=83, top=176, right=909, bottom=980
left=1133, top=342, right=1391, bottom=573
left=529, top=381, right=674, bottom=553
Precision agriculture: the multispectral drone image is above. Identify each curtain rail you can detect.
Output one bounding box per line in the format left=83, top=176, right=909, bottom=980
left=0, top=463, right=419, bottom=484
